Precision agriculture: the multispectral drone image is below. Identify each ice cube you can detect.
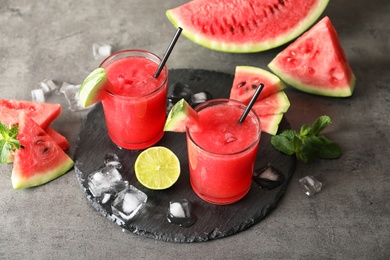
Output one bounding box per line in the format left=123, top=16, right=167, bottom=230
left=167, top=199, right=197, bottom=227
left=31, top=89, right=45, bottom=102
left=87, top=167, right=123, bottom=197
left=190, top=91, right=212, bottom=107
left=92, top=43, right=112, bottom=60
left=104, top=153, right=122, bottom=169
left=111, top=185, right=147, bottom=221
left=299, top=176, right=323, bottom=196
left=59, top=82, right=86, bottom=111
left=224, top=131, right=237, bottom=144
left=253, top=164, right=285, bottom=190
left=39, top=79, right=59, bottom=93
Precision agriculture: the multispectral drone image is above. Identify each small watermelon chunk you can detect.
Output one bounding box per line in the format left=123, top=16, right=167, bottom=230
left=252, top=91, right=290, bottom=116
left=230, top=66, right=286, bottom=105
left=164, top=99, right=199, bottom=132
left=268, top=16, right=356, bottom=97
left=166, top=0, right=329, bottom=53
left=0, top=99, right=61, bottom=129
left=11, top=112, right=74, bottom=189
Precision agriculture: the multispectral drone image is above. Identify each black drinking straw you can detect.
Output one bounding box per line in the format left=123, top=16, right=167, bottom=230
left=153, top=27, right=183, bottom=78
left=238, top=83, right=264, bottom=123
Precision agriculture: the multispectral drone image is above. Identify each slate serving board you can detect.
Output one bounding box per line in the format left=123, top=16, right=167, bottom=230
left=74, top=69, right=296, bottom=243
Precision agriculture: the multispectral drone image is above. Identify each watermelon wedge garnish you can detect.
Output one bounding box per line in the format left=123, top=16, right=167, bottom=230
left=268, top=16, right=356, bottom=97
left=11, top=112, right=74, bottom=189
left=166, top=0, right=329, bottom=53
left=0, top=99, right=61, bottom=129
left=229, top=66, right=290, bottom=135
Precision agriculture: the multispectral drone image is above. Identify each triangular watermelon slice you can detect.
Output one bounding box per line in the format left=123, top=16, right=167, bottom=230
left=0, top=99, right=61, bottom=129
left=11, top=112, right=74, bottom=189
left=230, top=66, right=286, bottom=104
left=268, top=16, right=356, bottom=97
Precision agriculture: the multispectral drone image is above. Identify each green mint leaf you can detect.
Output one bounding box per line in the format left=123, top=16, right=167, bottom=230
left=0, top=122, right=20, bottom=164
left=316, top=136, right=342, bottom=159
left=271, top=115, right=342, bottom=163
left=271, top=133, right=296, bottom=155
left=309, top=115, right=332, bottom=135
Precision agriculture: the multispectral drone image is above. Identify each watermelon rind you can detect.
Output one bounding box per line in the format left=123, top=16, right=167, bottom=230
left=268, top=16, right=356, bottom=97
left=230, top=66, right=287, bottom=104
left=259, top=114, right=284, bottom=136
left=11, top=113, right=74, bottom=190
left=79, top=68, right=108, bottom=108
left=166, top=0, right=329, bottom=53
left=164, top=99, right=198, bottom=132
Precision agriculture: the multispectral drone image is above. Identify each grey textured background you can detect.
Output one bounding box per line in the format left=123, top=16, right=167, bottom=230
left=0, top=0, right=389, bottom=259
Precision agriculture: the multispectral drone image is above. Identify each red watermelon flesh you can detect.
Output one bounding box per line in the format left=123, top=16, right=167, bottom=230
left=268, top=16, right=356, bottom=97
left=230, top=66, right=286, bottom=104
left=0, top=99, right=61, bottom=129
left=166, top=0, right=329, bottom=53
left=11, top=112, right=74, bottom=189
left=45, top=127, right=69, bottom=150
left=252, top=91, right=290, bottom=116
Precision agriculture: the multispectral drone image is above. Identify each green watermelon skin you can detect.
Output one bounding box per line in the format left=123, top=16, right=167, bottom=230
left=268, top=16, right=356, bottom=97
left=11, top=112, right=74, bottom=189
left=166, top=0, right=329, bottom=53
left=0, top=99, right=61, bottom=129
left=252, top=91, right=290, bottom=116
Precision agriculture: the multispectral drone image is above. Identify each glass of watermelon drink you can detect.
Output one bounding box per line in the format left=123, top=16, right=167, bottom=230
left=100, top=50, right=168, bottom=150
left=186, top=99, right=261, bottom=205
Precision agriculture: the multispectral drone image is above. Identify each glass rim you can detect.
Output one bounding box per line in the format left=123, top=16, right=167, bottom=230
left=100, top=49, right=168, bottom=98
left=186, top=98, right=261, bottom=156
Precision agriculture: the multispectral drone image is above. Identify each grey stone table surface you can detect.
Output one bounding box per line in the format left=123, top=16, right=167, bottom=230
left=0, top=0, right=389, bottom=259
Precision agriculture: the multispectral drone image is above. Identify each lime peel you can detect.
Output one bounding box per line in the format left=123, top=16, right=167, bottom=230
left=79, top=68, right=108, bottom=108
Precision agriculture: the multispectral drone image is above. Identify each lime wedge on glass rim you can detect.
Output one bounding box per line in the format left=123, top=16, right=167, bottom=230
left=79, top=68, right=108, bottom=108
left=134, top=146, right=180, bottom=190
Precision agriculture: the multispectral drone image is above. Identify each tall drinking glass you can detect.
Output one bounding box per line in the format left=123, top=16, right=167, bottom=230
left=186, top=99, right=261, bottom=205
left=100, top=50, right=168, bottom=150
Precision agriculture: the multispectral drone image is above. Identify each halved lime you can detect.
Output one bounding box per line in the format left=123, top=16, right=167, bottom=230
left=79, top=68, right=108, bottom=108
left=164, top=99, right=199, bottom=132
left=134, top=146, right=180, bottom=190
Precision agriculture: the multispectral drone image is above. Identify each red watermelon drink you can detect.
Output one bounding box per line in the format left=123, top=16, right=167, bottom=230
left=100, top=50, right=168, bottom=150
left=186, top=99, right=261, bottom=205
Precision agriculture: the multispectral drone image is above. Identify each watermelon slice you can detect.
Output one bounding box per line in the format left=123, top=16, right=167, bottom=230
left=166, top=0, right=329, bottom=53
left=164, top=99, right=199, bottom=132
left=252, top=91, right=290, bottom=116
left=230, top=66, right=286, bottom=104
left=0, top=99, right=61, bottom=129
left=11, top=112, right=74, bottom=189
left=268, top=16, right=356, bottom=97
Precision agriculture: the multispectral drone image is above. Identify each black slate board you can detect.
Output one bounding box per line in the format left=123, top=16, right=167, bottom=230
left=74, top=69, right=296, bottom=242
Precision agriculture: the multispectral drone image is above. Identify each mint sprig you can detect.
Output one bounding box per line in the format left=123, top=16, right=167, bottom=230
left=0, top=122, right=20, bottom=164
left=271, top=115, right=342, bottom=163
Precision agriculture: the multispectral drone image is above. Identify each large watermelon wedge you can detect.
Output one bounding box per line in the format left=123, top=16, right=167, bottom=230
left=11, top=112, right=74, bottom=189
left=166, top=0, right=329, bottom=53
left=0, top=99, right=61, bottom=129
left=268, top=16, right=356, bottom=97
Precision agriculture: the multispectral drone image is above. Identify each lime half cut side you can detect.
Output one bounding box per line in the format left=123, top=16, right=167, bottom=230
left=79, top=68, right=108, bottom=108
left=135, top=146, right=181, bottom=190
